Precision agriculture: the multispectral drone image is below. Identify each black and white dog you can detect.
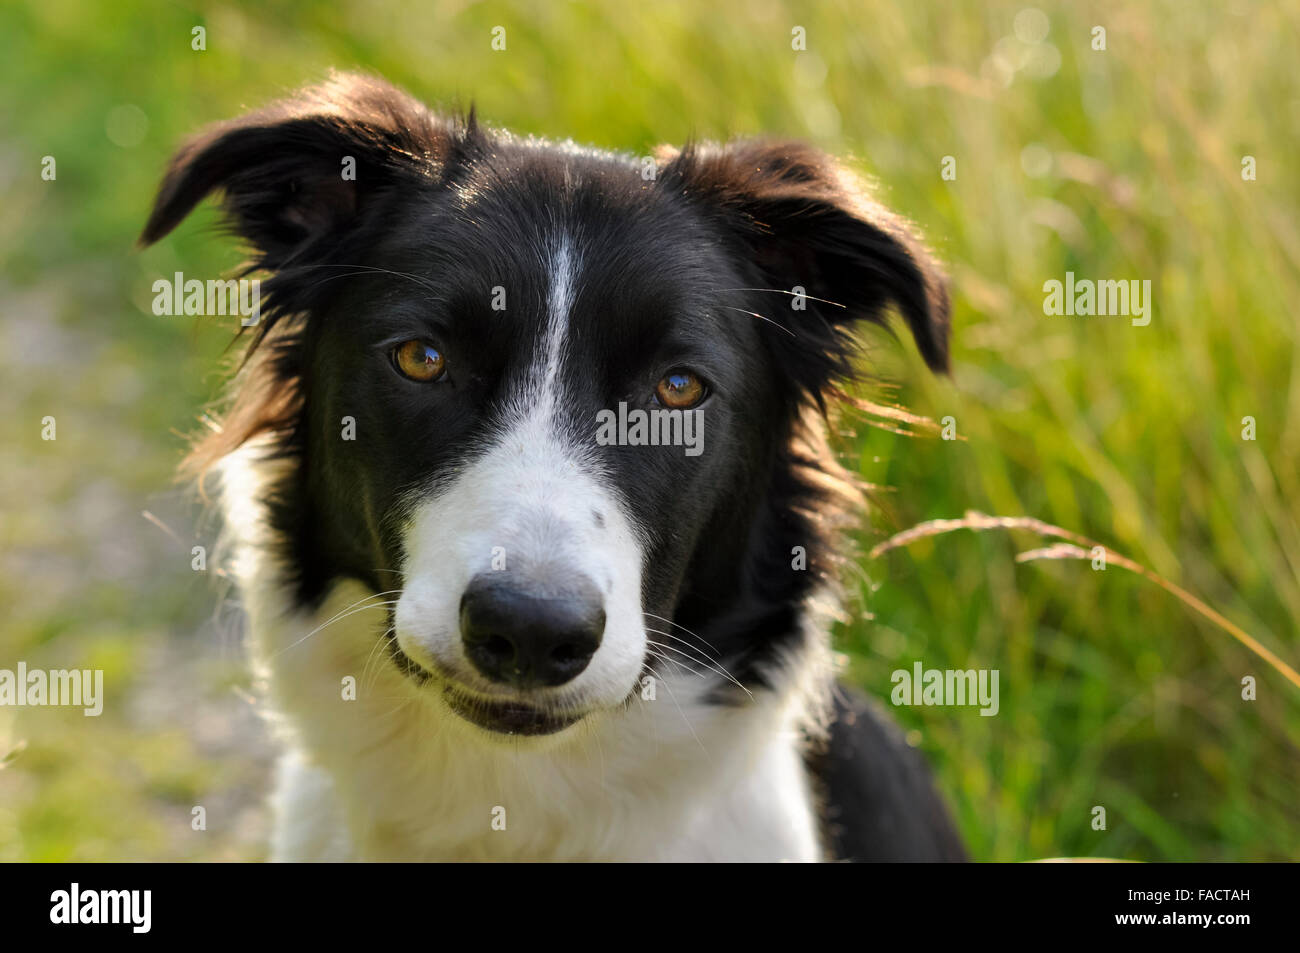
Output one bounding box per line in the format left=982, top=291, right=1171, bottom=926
left=141, top=73, right=965, bottom=862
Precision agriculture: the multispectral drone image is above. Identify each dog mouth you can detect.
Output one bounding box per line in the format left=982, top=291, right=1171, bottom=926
left=386, top=633, right=584, bottom=736
left=442, top=688, right=583, bottom=736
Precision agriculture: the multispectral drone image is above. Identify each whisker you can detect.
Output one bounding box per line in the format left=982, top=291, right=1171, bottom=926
left=645, top=643, right=706, bottom=677
left=715, top=287, right=848, bottom=309
left=643, top=630, right=727, bottom=669
left=645, top=636, right=724, bottom=679
left=719, top=305, right=796, bottom=338
left=360, top=622, right=402, bottom=692
left=272, top=593, right=403, bottom=659
left=644, top=647, right=695, bottom=680
left=645, top=632, right=752, bottom=698
left=642, top=611, right=721, bottom=654
left=283, top=262, right=445, bottom=297
left=644, top=627, right=729, bottom=669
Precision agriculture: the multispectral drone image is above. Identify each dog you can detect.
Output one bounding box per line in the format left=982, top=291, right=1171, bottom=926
left=140, top=72, right=966, bottom=862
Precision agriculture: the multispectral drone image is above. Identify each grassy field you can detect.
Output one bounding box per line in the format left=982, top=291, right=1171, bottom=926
left=1, top=0, right=1297, bottom=861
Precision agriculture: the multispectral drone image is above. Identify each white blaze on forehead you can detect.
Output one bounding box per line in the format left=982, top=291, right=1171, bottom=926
left=536, top=234, right=577, bottom=416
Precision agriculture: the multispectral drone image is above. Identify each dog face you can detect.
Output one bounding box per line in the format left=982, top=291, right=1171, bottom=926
left=141, top=73, right=949, bottom=740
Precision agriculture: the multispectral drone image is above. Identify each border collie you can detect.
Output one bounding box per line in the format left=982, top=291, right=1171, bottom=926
left=140, top=72, right=966, bottom=862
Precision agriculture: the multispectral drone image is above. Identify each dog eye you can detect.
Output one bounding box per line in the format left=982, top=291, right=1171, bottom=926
left=392, top=340, right=447, bottom=382
left=655, top=371, right=706, bottom=409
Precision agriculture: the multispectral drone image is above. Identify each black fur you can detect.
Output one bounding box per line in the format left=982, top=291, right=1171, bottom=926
left=810, top=689, right=968, bottom=861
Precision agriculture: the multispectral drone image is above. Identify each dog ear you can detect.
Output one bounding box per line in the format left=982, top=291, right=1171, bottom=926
left=139, top=72, right=458, bottom=267
left=659, top=140, right=950, bottom=387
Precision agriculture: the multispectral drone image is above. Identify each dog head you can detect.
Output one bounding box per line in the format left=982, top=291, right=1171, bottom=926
left=141, top=72, right=949, bottom=739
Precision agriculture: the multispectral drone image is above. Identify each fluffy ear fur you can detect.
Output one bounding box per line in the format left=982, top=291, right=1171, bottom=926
left=659, top=140, right=951, bottom=395
left=139, top=71, right=457, bottom=267
left=138, top=73, right=473, bottom=476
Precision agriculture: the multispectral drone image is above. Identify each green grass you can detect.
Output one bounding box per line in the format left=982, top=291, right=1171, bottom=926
left=1, top=0, right=1297, bottom=861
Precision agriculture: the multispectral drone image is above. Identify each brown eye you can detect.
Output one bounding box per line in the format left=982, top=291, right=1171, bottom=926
left=655, top=371, right=706, bottom=409
left=393, top=340, right=446, bottom=382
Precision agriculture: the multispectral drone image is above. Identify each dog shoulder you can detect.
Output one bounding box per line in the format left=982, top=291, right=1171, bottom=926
left=809, top=686, right=968, bottom=862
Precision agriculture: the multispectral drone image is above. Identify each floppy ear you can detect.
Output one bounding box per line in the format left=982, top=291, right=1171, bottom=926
left=660, top=140, right=950, bottom=388
left=140, top=73, right=465, bottom=479
left=139, top=71, right=456, bottom=268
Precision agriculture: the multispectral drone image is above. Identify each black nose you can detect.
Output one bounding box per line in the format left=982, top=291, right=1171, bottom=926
left=459, top=575, right=605, bottom=688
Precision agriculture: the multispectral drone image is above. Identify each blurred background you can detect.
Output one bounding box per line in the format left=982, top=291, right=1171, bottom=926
left=1, top=0, right=1297, bottom=861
